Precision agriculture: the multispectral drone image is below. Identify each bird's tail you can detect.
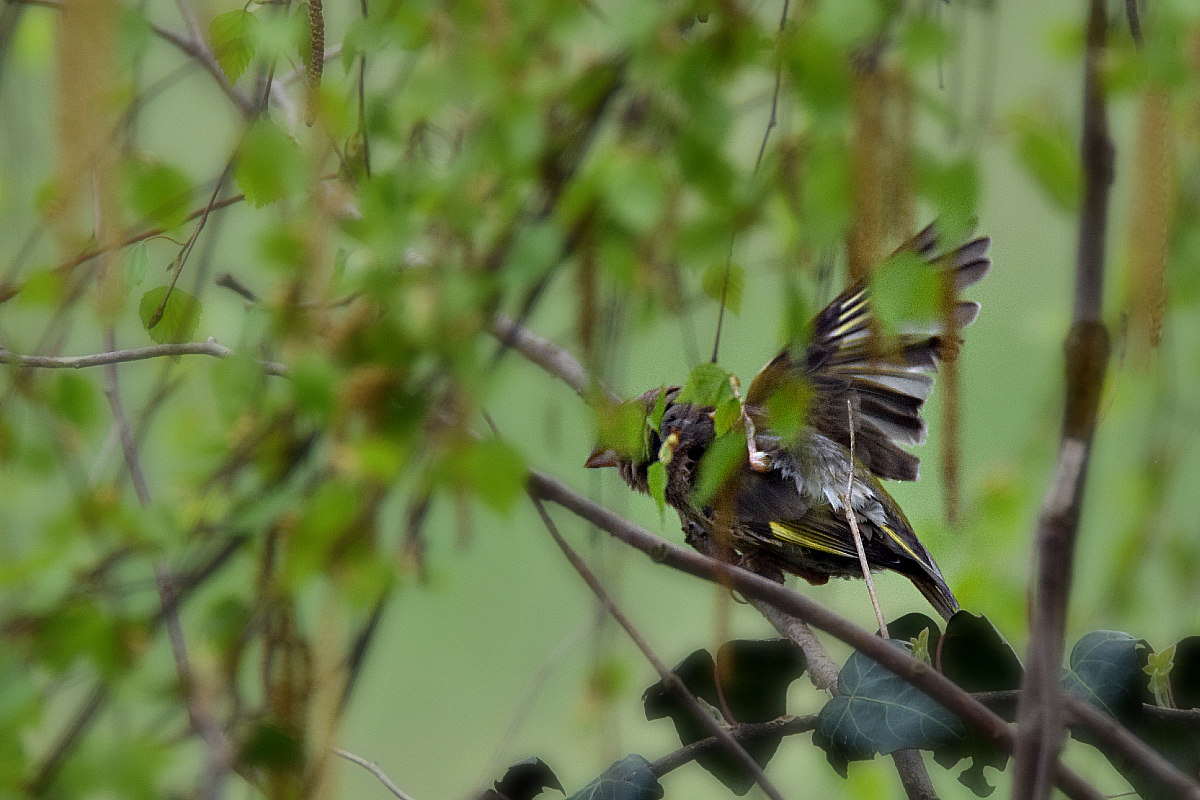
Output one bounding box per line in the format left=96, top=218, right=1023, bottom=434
left=911, top=572, right=960, bottom=622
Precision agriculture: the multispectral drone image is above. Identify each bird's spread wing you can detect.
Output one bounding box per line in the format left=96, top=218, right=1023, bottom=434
left=746, top=223, right=991, bottom=481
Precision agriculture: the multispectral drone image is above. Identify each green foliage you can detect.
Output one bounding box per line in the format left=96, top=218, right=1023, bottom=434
left=122, top=156, right=194, bottom=230
left=814, top=641, right=964, bottom=774
left=565, top=755, right=662, bottom=800
left=1010, top=110, right=1080, bottom=212
left=1063, top=630, right=1152, bottom=720
left=138, top=286, right=202, bottom=343
left=643, top=640, right=806, bottom=794
left=676, top=362, right=735, bottom=410
left=869, top=250, right=940, bottom=334
left=235, top=119, right=306, bottom=208
left=692, top=430, right=747, bottom=507
left=209, top=9, right=260, bottom=84
left=702, top=262, right=744, bottom=315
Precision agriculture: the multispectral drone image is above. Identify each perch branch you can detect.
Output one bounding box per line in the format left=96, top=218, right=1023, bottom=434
left=333, top=747, right=419, bottom=800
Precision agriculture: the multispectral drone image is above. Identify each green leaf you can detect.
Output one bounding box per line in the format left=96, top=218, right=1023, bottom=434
left=235, top=120, right=306, bottom=208
left=1063, top=630, right=1151, bottom=720
left=209, top=9, right=260, bottom=84
left=702, top=262, right=744, bottom=315
left=1145, top=643, right=1176, bottom=707
left=1170, top=636, right=1200, bottom=709
left=692, top=431, right=746, bottom=507
left=941, top=611, right=1024, bottom=695
left=487, top=757, right=564, bottom=800
left=1011, top=112, right=1080, bottom=212
left=711, top=396, right=741, bottom=437
left=441, top=439, right=526, bottom=513
left=761, top=374, right=812, bottom=445
left=125, top=242, right=149, bottom=287
left=565, top=755, right=662, bottom=800
left=647, top=461, right=667, bottom=514
left=870, top=250, right=941, bottom=335
left=643, top=641, right=805, bottom=794
left=238, top=721, right=304, bottom=771
left=814, top=642, right=964, bottom=775
left=676, top=362, right=735, bottom=409
left=122, top=156, right=193, bottom=230
left=138, top=286, right=201, bottom=343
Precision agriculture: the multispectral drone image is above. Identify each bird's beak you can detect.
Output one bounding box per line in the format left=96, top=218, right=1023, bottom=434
left=584, top=447, right=620, bottom=469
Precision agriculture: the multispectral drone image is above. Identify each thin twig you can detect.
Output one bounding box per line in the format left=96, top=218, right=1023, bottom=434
left=1, top=340, right=288, bottom=376
left=529, top=495, right=789, bottom=800
left=333, top=747, right=419, bottom=800
left=649, top=714, right=817, bottom=777
left=490, top=314, right=619, bottom=405
left=150, top=23, right=256, bottom=116
left=844, top=398, right=888, bottom=637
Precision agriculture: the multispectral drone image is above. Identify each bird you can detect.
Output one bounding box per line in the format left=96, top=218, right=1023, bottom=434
left=585, top=224, right=991, bottom=620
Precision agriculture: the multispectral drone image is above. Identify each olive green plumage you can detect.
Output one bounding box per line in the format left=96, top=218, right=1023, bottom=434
left=587, top=224, right=991, bottom=621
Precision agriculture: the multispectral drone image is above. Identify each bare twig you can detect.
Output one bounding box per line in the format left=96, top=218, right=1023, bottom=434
left=1012, top=1, right=1114, bottom=798
left=748, top=598, right=840, bottom=691
left=529, top=495, right=789, bottom=800
left=649, top=714, right=817, bottom=777
left=490, top=314, right=619, bottom=405
left=844, top=398, right=888, bottom=637
left=150, top=22, right=256, bottom=116
left=333, top=747, right=418, bottom=800
left=0, top=339, right=287, bottom=376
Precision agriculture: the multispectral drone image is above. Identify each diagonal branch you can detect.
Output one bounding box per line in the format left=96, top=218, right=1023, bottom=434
left=530, top=494, right=789, bottom=800
left=527, top=468, right=1108, bottom=800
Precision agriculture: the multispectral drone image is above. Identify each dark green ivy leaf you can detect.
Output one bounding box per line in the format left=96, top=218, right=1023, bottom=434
left=642, top=640, right=805, bottom=794
left=564, top=755, right=662, bottom=800
left=941, top=612, right=1024, bottom=695
left=813, top=642, right=964, bottom=776
left=1169, top=636, right=1200, bottom=710
left=1063, top=630, right=1151, bottom=721
left=481, top=756, right=564, bottom=800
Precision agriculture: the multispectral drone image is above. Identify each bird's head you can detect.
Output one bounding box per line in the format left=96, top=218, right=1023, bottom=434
left=585, top=385, right=681, bottom=493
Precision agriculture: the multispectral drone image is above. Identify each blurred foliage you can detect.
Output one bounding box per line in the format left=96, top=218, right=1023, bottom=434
left=0, top=0, right=1199, bottom=797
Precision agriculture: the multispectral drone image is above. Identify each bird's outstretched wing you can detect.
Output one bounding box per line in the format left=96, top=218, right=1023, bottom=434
left=747, top=223, right=991, bottom=481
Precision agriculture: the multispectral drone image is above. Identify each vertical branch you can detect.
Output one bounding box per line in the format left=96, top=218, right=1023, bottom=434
left=1011, top=1, right=1114, bottom=798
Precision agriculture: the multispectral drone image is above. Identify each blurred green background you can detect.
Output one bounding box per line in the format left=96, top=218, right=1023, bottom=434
left=2, top=0, right=1199, bottom=797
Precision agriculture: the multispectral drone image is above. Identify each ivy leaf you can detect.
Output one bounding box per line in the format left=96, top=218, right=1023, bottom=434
left=209, top=9, right=260, bottom=84
left=1169, top=636, right=1200, bottom=710
left=813, top=642, right=964, bottom=776
left=941, top=612, right=1024, bottom=695
left=139, top=286, right=201, bottom=344
left=482, top=757, right=564, bottom=800
left=1063, top=630, right=1151, bottom=721
left=643, top=641, right=805, bottom=794
left=565, top=755, right=662, bottom=800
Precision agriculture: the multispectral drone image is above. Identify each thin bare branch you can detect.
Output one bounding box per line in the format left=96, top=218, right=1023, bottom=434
left=490, top=314, right=619, bottom=404
left=333, top=747, right=419, bottom=800
left=649, top=714, right=817, bottom=777
left=844, top=398, right=888, bottom=637
left=0, top=340, right=288, bottom=376
left=150, top=22, right=256, bottom=116
left=530, top=494, right=789, bottom=800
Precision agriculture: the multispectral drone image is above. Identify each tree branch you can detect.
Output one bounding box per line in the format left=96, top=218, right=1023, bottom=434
left=0, top=340, right=287, bottom=376
left=649, top=714, right=817, bottom=777
left=1012, top=0, right=1114, bottom=797
left=530, top=494, right=788, bottom=800
left=527, top=469, right=1107, bottom=800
